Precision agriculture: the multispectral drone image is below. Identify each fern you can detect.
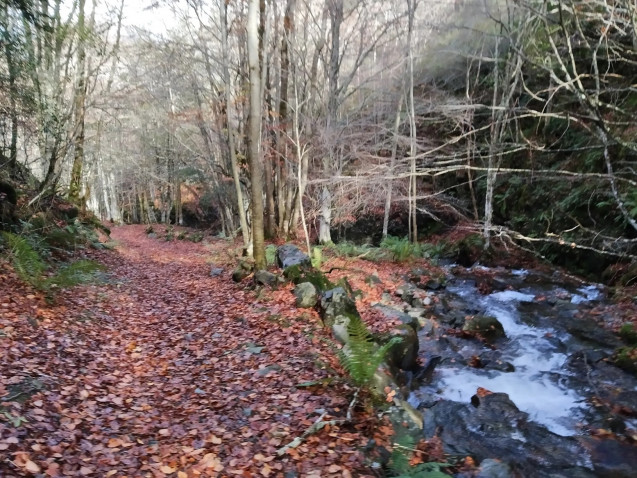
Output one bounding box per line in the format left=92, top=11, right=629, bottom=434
left=43, top=260, right=105, bottom=290
left=337, top=315, right=401, bottom=387
left=380, top=236, right=423, bottom=262
left=2, top=232, right=47, bottom=285
left=2, top=232, right=104, bottom=293
left=389, top=433, right=451, bottom=478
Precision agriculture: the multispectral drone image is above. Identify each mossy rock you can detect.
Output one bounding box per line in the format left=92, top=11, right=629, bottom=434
left=463, top=315, right=506, bottom=340
left=619, top=323, right=637, bottom=345
left=283, top=265, right=333, bottom=291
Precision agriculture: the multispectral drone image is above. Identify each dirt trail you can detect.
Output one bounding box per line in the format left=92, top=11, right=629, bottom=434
left=1, top=226, right=369, bottom=477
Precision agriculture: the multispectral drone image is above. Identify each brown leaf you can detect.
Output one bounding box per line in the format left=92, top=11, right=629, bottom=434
left=25, top=459, right=41, bottom=473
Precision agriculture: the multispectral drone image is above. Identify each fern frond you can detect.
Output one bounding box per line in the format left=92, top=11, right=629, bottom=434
left=337, top=315, right=402, bottom=386
left=43, top=260, right=105, bottom=290
left=1, top=232, right=47, bottom=285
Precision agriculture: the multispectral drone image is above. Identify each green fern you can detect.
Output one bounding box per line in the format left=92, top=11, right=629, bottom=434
left=389, top=433, right=451, bottom=478
left=2, top=231, right=47, bottom=285
left=43, top=260, right=105, bottom=290
left=2, top=232, right=104, bottom=293
left=380, top=236, right=423, bottom=262
left=337, top=315, right=401, bottom=387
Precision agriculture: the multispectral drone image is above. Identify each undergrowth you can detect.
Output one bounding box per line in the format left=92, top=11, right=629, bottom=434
left=1, top=232, right=105, bottom=297
left=389, top=432, right=451, bottom=478
left=336, top=314, right=401, bottom=387
left=380, top=236, right=423, bottom=262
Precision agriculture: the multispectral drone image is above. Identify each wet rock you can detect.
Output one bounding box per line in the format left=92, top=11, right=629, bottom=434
left=423, top=394, right=589, bottom=476
left=589, top=438, right=637, bottom=478
left=565, top=317, right=621, bottom=348
left=463, top=315, right=506, bottom=340
left=418, top=318, right=436, bottom=336
left=276, top=244, right=311, bottom=269
left=421, top=279, right=444, bottom=291
left=386, top=324, right=419, bottom=371
left=413, top=355, right=441, bottom=384
left=373, top=304, right=419, bottom=330
left=476, top=459, right=513, bottom=478
left=294, top=282, right=318, bottom=308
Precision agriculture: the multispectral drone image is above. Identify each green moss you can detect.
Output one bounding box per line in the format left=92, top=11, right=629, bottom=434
left=619, top=323, right=637, bottom=345
left=613, top=346, right=637, bottom=375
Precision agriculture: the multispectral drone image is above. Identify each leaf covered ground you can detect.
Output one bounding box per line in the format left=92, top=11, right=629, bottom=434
left=1, top=226, right=409, bottom=477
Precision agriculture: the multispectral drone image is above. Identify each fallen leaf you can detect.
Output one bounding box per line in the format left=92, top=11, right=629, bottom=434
left=25, top=460, right=41, bottom=473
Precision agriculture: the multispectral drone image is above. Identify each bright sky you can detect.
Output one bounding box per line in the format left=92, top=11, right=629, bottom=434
left=60, top=0, right=177, bottom=36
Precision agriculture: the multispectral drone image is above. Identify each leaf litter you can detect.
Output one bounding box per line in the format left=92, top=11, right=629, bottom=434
left=0, top=225, right=398, bottom=477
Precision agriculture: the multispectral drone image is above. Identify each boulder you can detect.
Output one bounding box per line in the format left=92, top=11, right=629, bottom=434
left=463, top=315, right=506, bottom=340
left=589, top=437, right=637, bottom=478
left=294, top=282, right=318, bottom=308
left=319, top=287, right=358, bottom=326
left=232, top=260, right=253, bottom=283
left=423, top=394, right=590, bottom=476
left=276, top=244, right=311, bottom=269
left=254, top=270, right=282, bottom=287
left=373, top=303, right=419, bottom=331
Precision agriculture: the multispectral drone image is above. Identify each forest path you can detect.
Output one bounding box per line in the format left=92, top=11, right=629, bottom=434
left=1, top=226, right=365, bottom=477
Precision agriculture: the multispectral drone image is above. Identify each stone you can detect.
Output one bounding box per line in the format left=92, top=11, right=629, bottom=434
left=477, top=459, right=514, bottom=478
left=294, top=282, right=318, bottom=308
left=589, top=438, right=637, bottom=478
left=319, top=287, right=358, bottom=325
left=210, top=267, right=224, bottom=277
left=373, top=304, right=419, bottom=331
left=463, top=315, right=506, bottom=340
left=386, top=324, right=419, bottom=371
left=276, top=244, right=311, bottom=269
left=254, top=270, right=281, bottom=287
left=232, top=268, right=251, bottom=282
left=331, top=314, right=352, bottom=345
left=365, top=273, right=382, bottom=285
left=423, top=394, right=589, bottom=476
left=418, top=317, right=436, bottom=336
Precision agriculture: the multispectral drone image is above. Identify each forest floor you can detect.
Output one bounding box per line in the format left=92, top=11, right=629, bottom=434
left=0, top=225, right=424, bottom=477
left=3, top=225, right=635, bottom=477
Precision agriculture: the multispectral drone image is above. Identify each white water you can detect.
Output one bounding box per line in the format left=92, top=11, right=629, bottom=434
left=433, top=283, right=588, bottom=436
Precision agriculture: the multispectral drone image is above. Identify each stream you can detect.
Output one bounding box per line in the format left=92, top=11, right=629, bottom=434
left=392, top=265, right=637, bottom=477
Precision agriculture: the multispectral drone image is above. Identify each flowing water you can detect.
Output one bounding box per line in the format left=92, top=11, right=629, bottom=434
left=409, top=267, right=635, bottom=437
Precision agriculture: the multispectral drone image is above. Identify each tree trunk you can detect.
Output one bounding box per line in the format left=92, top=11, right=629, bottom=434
left=221, top=0, right=250, bottom=248
left=248, top=0, right=266, bottom=269
left=383, top=95, right=403, bottom=239
left=320, top=0, right=343, bottom=244
left=69, top=0, right=87, bottom=205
